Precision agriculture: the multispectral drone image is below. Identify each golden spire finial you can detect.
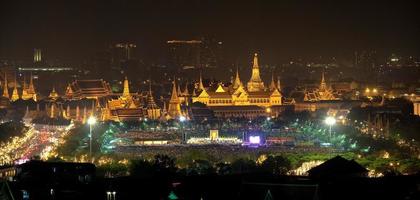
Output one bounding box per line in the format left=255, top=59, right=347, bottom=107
left=253, top=53, right=259, bottom=68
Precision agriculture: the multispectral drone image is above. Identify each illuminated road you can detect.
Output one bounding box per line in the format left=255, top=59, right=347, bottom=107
left=0, top=122, right=74, bottom=165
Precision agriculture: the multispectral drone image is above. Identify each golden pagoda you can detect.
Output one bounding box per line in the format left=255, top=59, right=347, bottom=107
left=304, top=72, right=337, bottom=101
left=2, top=72, right=9, bottom=99
left=168, top=80, right=181, bottom=118
left=232, top=67, right=243, bottom=90
left=27, top=74, right=37, bottom=101
left=21, top=75, right=33, bottom=100
left=146, top=82, right=161, bottom=120
left=48, top=87, right=59, bottom=100
left=247, top=53, right=265, bottom=92
left=269, top=72, right=277, bottom=91
left=198, top=71, right=205, bottom=91
left=193, top=53, right=282, bottom=108
left=11, top=75, right=20, bottom=102
left=121, top=76, right=131, bottom=101
left=65, top=83, right=73, bottom=99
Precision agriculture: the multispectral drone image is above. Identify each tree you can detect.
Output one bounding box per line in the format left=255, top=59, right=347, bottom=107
left=260, top=155, right=292, bottom=175
left=231, top=158, right=256, bottom=174
left=153, top=154, right=177, bottom=176
left=129, top=159, right=154, bottom=178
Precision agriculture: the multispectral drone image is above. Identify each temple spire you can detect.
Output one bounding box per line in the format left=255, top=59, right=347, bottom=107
left=247, top=53, right=265, bottom=92
left=198, top=71, right=205, bottom=90
left=11, top=74, right=19, bottom=102
left=146, top=80, right=161, bottom=119
left=49, top=86, right=59, bottom=100
left=320, top=72, right=327, bottom=91
left=29, top=73, right=34, bottom=92
left=122, top=76, right=130, bottom=99
left=183, top=82, right=189, bottom=95
left=232, top=66, right=243, bottom=89
left=2, top=72, right=9, bottom=98
left=253, top=53, right=259, bottom=69
left=177, top=82, right=182, bottom=95
left=170, top=80, right=179, bottom=101
left=21, top=75, right=30, bottom=100
left=269, top=72, right=277, bottom=91
left=28, top=73, right=36, bottom=101
left=168, top=79, right=181, bottom=118
left=277, top=76, right=281, bottom=91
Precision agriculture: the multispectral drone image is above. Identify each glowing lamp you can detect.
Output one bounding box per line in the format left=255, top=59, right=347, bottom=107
left=324, top=116, right=336, bottom=126
left=87, top=116, right=97, bottom=125
left=179, top=116, right=186, bottom=122
left=249, top=136, right=261, bottom=144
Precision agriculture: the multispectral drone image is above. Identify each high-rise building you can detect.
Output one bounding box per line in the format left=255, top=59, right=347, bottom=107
left=33, top=49, right=42, bottom=63
left=112, top=43, right=137, bottom=63
left=167, top=38, right=223, bottom=70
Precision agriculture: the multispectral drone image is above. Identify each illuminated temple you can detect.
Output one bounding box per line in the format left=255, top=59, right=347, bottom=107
left=190, top=53, right=283, bottom=118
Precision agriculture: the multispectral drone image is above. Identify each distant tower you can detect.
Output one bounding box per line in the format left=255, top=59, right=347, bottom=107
left=168, top=80, right=181, bottom=118
left=34, top=49, right=42, bottom=63
left=114, top=43, right=136, bottom=61
left=247, top=53, right=265, bottom=92
left=277, top=76, right=281, bottom=91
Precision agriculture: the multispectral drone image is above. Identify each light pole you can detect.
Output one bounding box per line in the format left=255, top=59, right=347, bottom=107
left=87, top=116, right=97, bottom=162
left=324, top=116, right=336, bottom=143
left=179, top=115, right=186, bottom=143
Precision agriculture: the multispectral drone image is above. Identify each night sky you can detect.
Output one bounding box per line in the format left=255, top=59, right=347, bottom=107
left=1, top=0, right=419, bottom=63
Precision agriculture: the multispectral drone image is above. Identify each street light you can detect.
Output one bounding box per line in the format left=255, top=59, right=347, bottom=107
left=87, top=116, right=97, bottom=162
left=179, top=115, right=187, bottom=143
left=324, top=116, right=336, bottom=142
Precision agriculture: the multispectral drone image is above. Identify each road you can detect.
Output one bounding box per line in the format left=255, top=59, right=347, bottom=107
left=0, top=122, right=74, bottom=165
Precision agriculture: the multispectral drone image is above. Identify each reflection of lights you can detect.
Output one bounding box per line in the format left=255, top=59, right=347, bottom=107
left=249, top=136, right=261, bottom=144
left=179, top=116, right=186, bottom=122
left=266, top=117, right=271, bottom=121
